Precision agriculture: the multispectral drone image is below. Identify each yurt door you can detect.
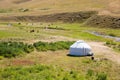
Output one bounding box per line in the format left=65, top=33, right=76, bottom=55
left=83, top=47, right=87, bottom=56
left=83, top=47, right=85, bottom=55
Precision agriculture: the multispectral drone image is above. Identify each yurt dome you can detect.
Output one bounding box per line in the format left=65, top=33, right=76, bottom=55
left=69, top=40, right=93, bottom=56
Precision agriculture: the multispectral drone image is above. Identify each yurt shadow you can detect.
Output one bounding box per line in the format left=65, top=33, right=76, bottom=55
left=67, top=54, right=93, bottom=57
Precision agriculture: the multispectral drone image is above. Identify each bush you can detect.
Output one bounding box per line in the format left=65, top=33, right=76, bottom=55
left=33, top=41, right=74, bottom=52
left=0, top=42, right=34, bottom=58
left=87, top=69, right=94, bottom=77
left=24, top=44, right=34, bottom=53
left=108, top=33, right=116, bottom=37
left=0, top=41, right=74, bottom=58
left=0, top=56, right=4, bottom=60
left=33, top=41, right=49, bottom=51
left=19, top=8, right=29, bottom=12
left=106, top=41, right=111, bottom=45
left=96, top=73, right=107, bottom=80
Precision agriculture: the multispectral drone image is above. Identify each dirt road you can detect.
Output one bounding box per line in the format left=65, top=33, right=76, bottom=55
left=88, top=42, right=120, bottom=64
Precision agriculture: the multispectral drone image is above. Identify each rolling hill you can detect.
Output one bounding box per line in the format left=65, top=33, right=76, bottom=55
left=0, top=0, right=119, bottom=28
left=0, top=0, right=119, bottom=16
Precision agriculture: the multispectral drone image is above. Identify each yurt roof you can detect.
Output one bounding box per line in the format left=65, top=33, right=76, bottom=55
left=70, top=40, right=91, bottom=49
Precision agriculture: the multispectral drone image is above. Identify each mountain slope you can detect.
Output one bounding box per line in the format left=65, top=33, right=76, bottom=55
left=0, top=0, right=119, bottom=16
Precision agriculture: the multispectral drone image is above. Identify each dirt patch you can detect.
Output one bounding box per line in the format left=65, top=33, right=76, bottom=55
left=88, top=42, right=120, bottom=64
left=12, top=59, right=34, bottom=66
left=24, top=36, right=77, bottom=44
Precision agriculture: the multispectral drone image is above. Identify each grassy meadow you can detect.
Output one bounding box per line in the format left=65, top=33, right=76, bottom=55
left=0, top=50, right=120, bottom=80
left=0, top=0, right=120, bottom=80
left=0, top=22, right=120, bottom=80
left=1, top=22, right=120, bottom=42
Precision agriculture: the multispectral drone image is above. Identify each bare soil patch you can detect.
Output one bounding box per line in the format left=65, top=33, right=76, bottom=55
left=25, top=36, right=77, bottom=44
left=88, top=42, right=120, bottom=64
left=12, top=59, right=34, bottom=66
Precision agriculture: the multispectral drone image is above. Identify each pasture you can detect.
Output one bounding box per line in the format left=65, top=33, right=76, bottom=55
left=0, top=22, right=120, bottom=80
left=1, top=22, right=120, bottom=42
left=0, top=0, right=120, bottom=80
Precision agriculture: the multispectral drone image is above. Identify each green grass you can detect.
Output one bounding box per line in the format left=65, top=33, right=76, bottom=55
left=0, top=22, right=119, bottom=42
left=0, top=64, right=108, bottom=80
left=0, top=22, right=120, bottom=80
left=0, top=41, right=74, bottom=58
left=0, top=64, right=84, bottom=80
left=34, top=41, right=74, bottom=51
left=106, top=41, right=120, bottom=52
left=1, top=55, right=120, bottom=80
left=0, top=9, right=13, bottom=13
left=0, top=42, right=34, bottom=58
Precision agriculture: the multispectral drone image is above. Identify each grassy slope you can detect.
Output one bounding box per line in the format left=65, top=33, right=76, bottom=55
left=0, top=0, right=119, bottom=16
left=0, top=0, right=108, bottom=9
left=0, top=22, right=117, bottom=42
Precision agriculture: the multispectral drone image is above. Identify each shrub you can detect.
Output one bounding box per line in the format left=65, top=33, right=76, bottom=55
left=108, top=33, right=116, bottom=37
left=0, top=42, right=34, bottom=58
left=24, top=44, right=34, bottom=53
left=0, top=56, right=4, bottom=60
left=48, top=43, right=58, bottom=51
left=96, top=73, right=107, bottom=80
left=106, top=41, right=111, bottom=45
left=19, top=8, right=29, bottom=12
left=0, top=41, right=74, bottom=58
left=33, top=41, right=49, bottom=51
left=87, top=69, right=94, bottom=77
left=111, top=42, right=117, bottom=45
left=106, top=41, right=120, bottom=52
left=33, top=41, right=74, bottom=52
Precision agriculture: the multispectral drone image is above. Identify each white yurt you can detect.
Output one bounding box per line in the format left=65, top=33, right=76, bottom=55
left=69, top=40, right=93, bottom=56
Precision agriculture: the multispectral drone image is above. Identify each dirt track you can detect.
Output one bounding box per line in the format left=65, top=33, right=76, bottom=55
left=88, top=42, right=120, bottom=64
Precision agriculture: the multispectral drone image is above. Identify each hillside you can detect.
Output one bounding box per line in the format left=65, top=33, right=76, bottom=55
left=0, top=0, right=119, bottom=16
left=0, top=0, right=119, bottom=28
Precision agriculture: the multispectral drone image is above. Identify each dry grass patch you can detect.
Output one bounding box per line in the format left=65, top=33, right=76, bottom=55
left=0, top=50, right=120, bottom=79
